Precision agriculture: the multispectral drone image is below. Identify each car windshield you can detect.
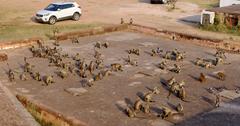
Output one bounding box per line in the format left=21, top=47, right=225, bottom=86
left=44, top=4, right=60, bottom=11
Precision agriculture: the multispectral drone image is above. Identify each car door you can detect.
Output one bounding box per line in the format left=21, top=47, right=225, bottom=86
left=65, top=4, right=75, bottom=17
left=57, top=5, right=66, bottom=19
left=59, top=4, right=74, bottom=19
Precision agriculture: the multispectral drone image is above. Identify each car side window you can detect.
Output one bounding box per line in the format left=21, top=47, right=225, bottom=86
left=60, top=4, right=74, bottom=10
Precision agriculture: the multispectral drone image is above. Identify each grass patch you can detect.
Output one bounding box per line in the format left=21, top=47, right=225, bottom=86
left=0, top=23, right=104, bottom=42
left=200, top=24, right=240, bottom=36
left=182, top=0, right=219, bottom=8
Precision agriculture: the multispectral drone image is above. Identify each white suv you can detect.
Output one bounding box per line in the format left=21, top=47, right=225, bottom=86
left=35, top=2, right=82, bottom=25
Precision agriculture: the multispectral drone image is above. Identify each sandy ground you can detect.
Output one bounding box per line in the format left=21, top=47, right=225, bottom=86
left=1, top=0, right=238, bottom=41
left=0, top=31, right=240, bottom=126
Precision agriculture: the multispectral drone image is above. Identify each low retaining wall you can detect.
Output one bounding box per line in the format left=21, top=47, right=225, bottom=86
left=0, top=38, right=41, bottom=50
left=16, top=94, right=87, bottom=126
left=56, top=24, right=128, bottom=41
left=0, top=23, right=240, bottom=55
left=0, top=24, right=129, bottom=51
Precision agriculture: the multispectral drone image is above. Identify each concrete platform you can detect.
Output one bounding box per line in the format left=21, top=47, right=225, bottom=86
left=0, top=31, right=240, bottom=126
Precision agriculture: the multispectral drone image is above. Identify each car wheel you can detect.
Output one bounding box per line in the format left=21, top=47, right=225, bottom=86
left=72, top=13, right=81, bottom=21
left=49, top=16, right=57, bottom=25
left=150, top=1, right=155, bottom=4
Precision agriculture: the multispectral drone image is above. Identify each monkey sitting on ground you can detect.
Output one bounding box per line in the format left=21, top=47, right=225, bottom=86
left=102, top=42, right=109, bottom=48
left=126, top=106, right=136, bottom=118
left=93, top=72, right=103, bottom=81
left=144, top=92, right=155, bottom=102
left=167, top=77, right=176, bottom=86
left=215, top=94, right=221, bottom=107
left=176, top=103, right=183, bottom=113
left=133, top=99, right=143, bottom=112
left=20, top=72, right=27, bottom=81
left=95, top=42, right=102, bottom=49
left=127, top=49, right=140, bottom=56
left=120, top=18, right=124, bottom=24
left=199, top=73, right=206, bottom=83
left=111, top=63, right=123, bottom=72
left=129, top=18, right=133, bottom=25
left=142, top=103, right=151, bottom=114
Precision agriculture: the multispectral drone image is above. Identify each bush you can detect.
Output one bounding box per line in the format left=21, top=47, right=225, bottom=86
left=200, top=23, right=240, bottom=35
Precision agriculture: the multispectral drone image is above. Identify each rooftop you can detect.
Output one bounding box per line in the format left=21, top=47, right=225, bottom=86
left=52, top=1, right=77, bottom=5
left=207, top=4, right=240, bottom=15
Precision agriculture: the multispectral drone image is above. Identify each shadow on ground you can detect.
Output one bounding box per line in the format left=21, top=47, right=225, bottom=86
left=176, top=97, right=240, bottom=126
left=178, top=15, right=201, bottom=24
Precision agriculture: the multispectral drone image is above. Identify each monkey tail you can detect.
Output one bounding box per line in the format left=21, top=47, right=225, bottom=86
left=181, top=98, right=191, bottom=102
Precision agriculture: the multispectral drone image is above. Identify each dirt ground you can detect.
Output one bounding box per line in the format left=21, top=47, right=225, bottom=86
left=0, top=31, right=240, bottom=126
left=2, top=0, right=238, bottom=42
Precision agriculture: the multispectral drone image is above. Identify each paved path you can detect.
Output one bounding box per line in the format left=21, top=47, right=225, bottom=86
left=0, top=79, right=39, bottom=126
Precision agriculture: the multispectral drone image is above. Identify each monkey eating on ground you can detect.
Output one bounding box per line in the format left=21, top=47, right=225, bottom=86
left=167, top=77, right=176, bottom=86
left=129, top=18, right=133, bottom=25
left=176, top=103, right=183, bottom=113
left=111, top=63, right=123, bottom=72
left=7, top=64, right=15, bottom=82
left=121, top=18, right=124, bottom=24
left=215, top=49, right=226, bottom=59
left=126, top=55, right=138, bottom=66
left=215, top=94, right=221, bottom=107
left=127, top=49, right=140, bottom=56
left=93, top=72, right=103, bottom=81
left=126, top=106, right=136, bottom=118
left=102, top=42, right=109, bottom=48
left=58, top=69, right=68, bottom=79
left=216, top=72, right=226, bottom=81
left=78, top=69, right=87, bottom=78
left=144, top=92, right=155, bottom=102
left=215, top=57, right=224, bottom=66
left=133, top=99, right=143, bottom=112
left=178, top=86, right=188, bottom=102
left=73, top=53, right=81, bottom=61
left=88, top=61, right=96, bottom=74
left=158, top=60, right=167, bottom=70
left=20, top=72, right=27, bottom=81
left=151, top=49, right=157, bottom=56
left=94, top=50, right=102, bottom=59
left=71, top=37, right=80, bottom=44
left=95, top=42, right=102, bottom=49
left=152, top=87, right=160, bottom=95
left=160, top=106, right=173, bottom=119
left=142, top=103, right=151, bottom=114
left=101, top=69, right=112, bottom=77
left=44, top=75, right=54, bottom=86
left=170, top=64, right=181, bottom=73
left=199, top=73, right=206, bottom=83
left=32, top=72, right=42, bottom=81
left=163, top=51, right=172, bottom=60
left=23, top=57, right=34, bottom=73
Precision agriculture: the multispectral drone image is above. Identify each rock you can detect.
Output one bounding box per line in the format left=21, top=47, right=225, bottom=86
left=139, top=42, right=156, bottom=47
left=219, top=90, right=240, bottom=100
left=16, top=88, right=29, bottom=93
left=128, top=81, right=142, bottom=86
left=145, top=66, right=153, bottom=70
left=116, top=100, right=127, bottom=108
left=64, top=88, right=88, bottom=96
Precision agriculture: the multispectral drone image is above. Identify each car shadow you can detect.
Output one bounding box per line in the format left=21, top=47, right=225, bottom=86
left=138, top=0, right=150, bottom=3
